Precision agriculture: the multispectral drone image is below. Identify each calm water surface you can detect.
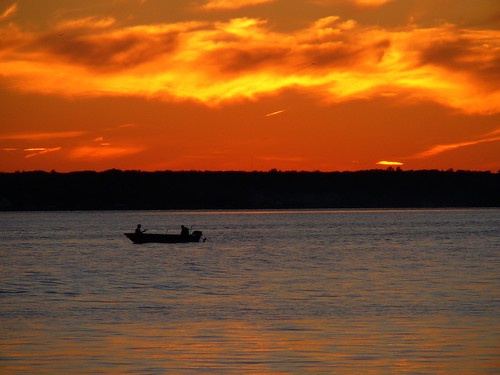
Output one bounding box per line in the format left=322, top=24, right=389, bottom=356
left=0, top=209, right=499, bottom=374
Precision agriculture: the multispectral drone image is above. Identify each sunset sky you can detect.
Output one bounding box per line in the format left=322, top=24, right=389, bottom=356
left=1, top=0, right=499, bottom=172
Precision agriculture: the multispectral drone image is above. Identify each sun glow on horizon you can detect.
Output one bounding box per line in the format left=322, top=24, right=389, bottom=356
left=376, top=161, right=404, bottom=166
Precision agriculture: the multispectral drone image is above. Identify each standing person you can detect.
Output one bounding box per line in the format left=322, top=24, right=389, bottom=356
left=180, top=225, right=189, bottom=236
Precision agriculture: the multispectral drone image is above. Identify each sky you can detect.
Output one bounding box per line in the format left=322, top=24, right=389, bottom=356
left=0, top=0, right=499, bottom=172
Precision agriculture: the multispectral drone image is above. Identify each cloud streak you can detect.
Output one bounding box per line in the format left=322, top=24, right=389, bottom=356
left=70, top=146, right=145, bottom=160
left=265, top=109, right=286, bottom=117
left=0, top=15, right=499, bottom=114
left=0, top=131, right=87, bottom=140
left=353, top=0, right=394, bottom=6
left=413, top=129, right=500, bottom=158
left=0, top=3, right=18, bottom=21
left=201, top=0, right=275, bottom=10
left=314, top=0, right=396, bottom=8
left=24, top=147, right=62, bottom=158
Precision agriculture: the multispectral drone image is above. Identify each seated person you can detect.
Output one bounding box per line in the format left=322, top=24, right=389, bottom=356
left=180, top=225, right=189, bottom=236
left=135, top=224, right=146, bottom=234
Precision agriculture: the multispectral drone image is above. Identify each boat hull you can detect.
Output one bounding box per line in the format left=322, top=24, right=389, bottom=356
left=124, top=231, right=203, bottom=244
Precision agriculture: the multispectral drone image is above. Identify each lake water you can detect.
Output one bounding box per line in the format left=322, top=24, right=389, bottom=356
left=0, top=209, right=498, bottom=374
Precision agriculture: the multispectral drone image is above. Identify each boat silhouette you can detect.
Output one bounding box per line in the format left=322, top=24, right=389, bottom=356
left=124, top=230, right=204, bottom=244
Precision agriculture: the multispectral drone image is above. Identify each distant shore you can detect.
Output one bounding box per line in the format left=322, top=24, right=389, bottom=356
left=0, top=169, right=498, bottom=210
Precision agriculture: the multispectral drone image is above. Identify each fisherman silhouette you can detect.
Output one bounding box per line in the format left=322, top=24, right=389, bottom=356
left=135, top=224, right=146, bottom=235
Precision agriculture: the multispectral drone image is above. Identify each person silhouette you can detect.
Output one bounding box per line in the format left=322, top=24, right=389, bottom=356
left=135, top=224, right=146, bottom=235
left=180, top=225, right=189, bottom=236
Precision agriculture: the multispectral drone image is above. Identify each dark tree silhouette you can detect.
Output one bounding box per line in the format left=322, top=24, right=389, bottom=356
left=0, top=169, right=498, bottom=210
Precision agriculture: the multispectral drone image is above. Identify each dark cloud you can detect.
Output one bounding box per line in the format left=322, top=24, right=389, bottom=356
left=36, top=30, right=179, bottom=73
left=419, top=37, right=500, bottom=90
left=420, top=39, right=471, bottom=66
left=305, top=38, right=390, bottom=69
left=206, top=46, right=289, bottom=73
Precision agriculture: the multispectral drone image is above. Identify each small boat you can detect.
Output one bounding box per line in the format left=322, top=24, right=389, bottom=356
left=124, top=230, right=204, bottom=244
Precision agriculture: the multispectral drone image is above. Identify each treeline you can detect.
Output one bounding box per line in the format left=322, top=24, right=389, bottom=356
left=0, top=169, right=498, bottom=210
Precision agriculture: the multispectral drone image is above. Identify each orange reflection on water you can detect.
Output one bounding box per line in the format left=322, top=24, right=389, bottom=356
left=2, top=316, right=497, bottom=374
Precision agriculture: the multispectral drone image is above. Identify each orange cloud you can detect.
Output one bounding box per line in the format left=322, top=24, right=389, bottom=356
left=353, top=0, right=394, bottom=6
left=70, top=146, right=144, bottom=160
left=56, top=16, right=116, bottom=31
left=201, top=0, right=275, bottom=10
left=413, top=130, right=500, bottom=158
left=265, top=109, right=286, bottom=117
left=24, top=147, right=62, bottom=158
left=314, top=0, right=395, bottom=7
left=376, top=161, right=403, bottom=166
left=0, top=3, right=18, bottom=21
left=93, top=136, right=112, bottom=146
left=0, top=131, right=87, bottom=140
left=0, top=16, right=499, bottom=114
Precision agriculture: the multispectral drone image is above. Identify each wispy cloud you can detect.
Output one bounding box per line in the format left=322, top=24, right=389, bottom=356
left=0, top=131, right=87, bottom=140
left=56, top=16, right=116, bottom=31
left=93, top=136, right=111, bottom=146
left=353, top=0, right=395, bottom=6
left=0, top=129, right=144, bottom=161
left=0, top=16, right=499, bottom=113
left=24, top=147, right=62, bottom=158
left=314, top=0, right=395, bottom=7
left=70, top=146, right=144, bottom=160
left=0, top=3, right=18, bottom=21
left=413, top=129, right=500, bottom=158
left=201, top=0, right=275, bottom=10
left=265, top=109, right=286, bottom=117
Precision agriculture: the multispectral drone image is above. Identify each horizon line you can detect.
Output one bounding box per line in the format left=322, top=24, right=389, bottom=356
left=1, top=168, right=497, bottom=174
